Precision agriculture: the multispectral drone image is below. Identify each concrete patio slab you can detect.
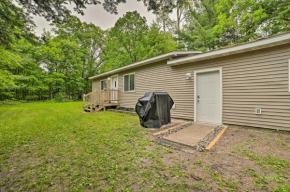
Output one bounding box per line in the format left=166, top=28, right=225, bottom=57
left=163, top=123, right=216, bottom=147
left=146, top=118, right=189, bottom=131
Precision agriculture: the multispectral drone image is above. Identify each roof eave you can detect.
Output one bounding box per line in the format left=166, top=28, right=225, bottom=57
left=167, top=33, right=290, bottom=66
left=89, top=51, right=201, bottom=80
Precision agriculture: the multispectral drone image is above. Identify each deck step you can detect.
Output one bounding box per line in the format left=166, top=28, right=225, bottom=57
left=83, top=105, right=104, bottom=113
left=84, top=108, right=91, bottom=112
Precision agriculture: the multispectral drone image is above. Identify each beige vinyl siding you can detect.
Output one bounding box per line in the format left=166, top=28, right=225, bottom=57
left=92, top=44, right=290, bottom=131
left=92, top=78, right=111, bottom=91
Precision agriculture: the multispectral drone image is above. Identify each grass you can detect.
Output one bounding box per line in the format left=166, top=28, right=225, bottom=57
left=234, top=138, right=290, bottom=191
left=0, top=102, right=172, bottom=191
left=1, top=102, right=290, bottom=191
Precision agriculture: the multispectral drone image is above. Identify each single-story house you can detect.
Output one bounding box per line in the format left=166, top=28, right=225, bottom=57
left=89, top=32, right=290, bottom=131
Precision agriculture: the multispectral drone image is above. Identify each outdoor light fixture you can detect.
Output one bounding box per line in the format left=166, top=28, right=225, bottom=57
left=107, top=77, right=111, bottom=81
left=186, top=73, right=192, bottom=80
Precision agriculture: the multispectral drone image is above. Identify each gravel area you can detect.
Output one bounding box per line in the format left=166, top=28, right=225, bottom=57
left=159, top=118, right=188, bottom=130
left=154, top=124, right=225, bottom=152
left=195, top=124, right=225, bottom=151
left=155, top=121, right=193, bottom=138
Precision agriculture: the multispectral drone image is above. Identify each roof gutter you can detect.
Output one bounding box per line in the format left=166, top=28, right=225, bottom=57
left=89, top=51, right=201, bottom=80
left=168, top=33, right=290, bottom=66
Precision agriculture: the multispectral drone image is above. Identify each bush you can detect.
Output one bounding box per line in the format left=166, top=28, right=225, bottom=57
left=0, top=99, right=27, bottom=106
left=54, top=92, right=65, bottom=102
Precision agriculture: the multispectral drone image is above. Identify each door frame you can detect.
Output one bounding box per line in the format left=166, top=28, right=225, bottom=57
left=111, top=75, right=118, bottom=89
left=194, top=67, right=223, bottom=125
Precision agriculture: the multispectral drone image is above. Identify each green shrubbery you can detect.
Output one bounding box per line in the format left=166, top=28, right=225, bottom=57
left=0, top=99, right=27, bottom=106
left=54, top=92, right=65, bottom=102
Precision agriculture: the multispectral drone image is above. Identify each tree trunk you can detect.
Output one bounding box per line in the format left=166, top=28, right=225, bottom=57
left=163, top=15, right=166, bottom=33
left=50, top=85, right=53, bottom=100
left=177, top=6, right=181, bottom=32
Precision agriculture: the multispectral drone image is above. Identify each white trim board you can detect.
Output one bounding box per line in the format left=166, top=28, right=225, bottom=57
left=168, top=33, right=290, bottom=66
left=194, top=67, right=223, bottom=125
left=89, top=51, right=201, bottom=80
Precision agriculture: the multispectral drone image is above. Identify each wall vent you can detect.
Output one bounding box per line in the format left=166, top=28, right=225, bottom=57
left=255, top=108, right=262, bottom=115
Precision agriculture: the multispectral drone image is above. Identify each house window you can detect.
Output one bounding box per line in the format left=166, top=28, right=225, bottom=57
left=124, top=73, right=135, bottom=92
left=100, top=80, right=107, bottom=90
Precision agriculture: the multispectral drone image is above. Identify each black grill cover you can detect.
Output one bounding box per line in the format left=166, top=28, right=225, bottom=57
left=135, top=92, right=174, bottom=128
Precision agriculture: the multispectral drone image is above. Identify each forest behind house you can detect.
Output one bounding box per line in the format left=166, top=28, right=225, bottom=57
left=1, top=0, right=289, bottom=101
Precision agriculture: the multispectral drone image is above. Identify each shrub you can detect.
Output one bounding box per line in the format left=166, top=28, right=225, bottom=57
left=54, top=92, right=65, bottom=102
left=0, top=99, right=27, bottom=106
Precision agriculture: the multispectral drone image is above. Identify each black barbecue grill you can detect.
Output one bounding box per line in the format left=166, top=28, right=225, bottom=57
left=135, top=92, right=174, bottom=128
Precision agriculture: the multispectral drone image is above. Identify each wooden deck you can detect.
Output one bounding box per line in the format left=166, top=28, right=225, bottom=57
left=83, top=89, right=120, bottom=112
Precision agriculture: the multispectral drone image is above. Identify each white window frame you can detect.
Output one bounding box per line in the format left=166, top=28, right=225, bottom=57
left=194, top=67, right=223, bottom=125
left=123, top=73, right=135, bottom=93
left=100, top=79, right=107, bottom=90
left=289, top=59, right=290, bottom=92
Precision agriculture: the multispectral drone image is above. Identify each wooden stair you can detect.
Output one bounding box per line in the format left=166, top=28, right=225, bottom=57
left=83, top=103, right=104, bottom=113
left=83, top=89, right=120, bottom=113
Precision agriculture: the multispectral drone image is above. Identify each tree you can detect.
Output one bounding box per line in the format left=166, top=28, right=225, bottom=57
left=0, top=0, right=42, bottom=100
left=36, top=37, right=87, bottom=99
left=178, top=0, right=219, bottom=51
left=100, top=11, right=178, bottom=73
left=12, top=39, right=49, bottom=100
left=52, top=16, right=105, bottom=94
left=0, top=47, right=22, bottom=94
left=177, top=0, right=290, bottom=52
left=142, top=0, right=175, bottom=33
left=35, top=16, right=106, bottom=99
left=100, top=11, right=149, bottom=71
left=214, top=0, right=290, bottom=44
left=0, top=0, right=171, bottom=101
left=2, top=0, right=289, bottom=102
left=141, top=0, right=190, bottom=33
left=0, top=0, right=36, bottom=46
left=154, top=1, right=175, bottom=33
left=0, top=0, right=149, bottom=46
left=154, top=12, right=174, bottom=34
left=176, top=0, right=191, bottom=32
left=16, top=0, right=128, bottom=21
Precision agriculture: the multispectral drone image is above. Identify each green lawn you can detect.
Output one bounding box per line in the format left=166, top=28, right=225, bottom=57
left=0, top=102, right=289, bottom=192
left=0, top=102, right=172, bottom=191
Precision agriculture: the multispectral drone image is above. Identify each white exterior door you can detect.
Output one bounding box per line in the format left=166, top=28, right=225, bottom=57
left=111, top=76, right=118, bottom=102
left=196, top=71, right=221, bottom=124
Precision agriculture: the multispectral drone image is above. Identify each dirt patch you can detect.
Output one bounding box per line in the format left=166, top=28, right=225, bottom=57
left=150, top=125, right=290, bottom=191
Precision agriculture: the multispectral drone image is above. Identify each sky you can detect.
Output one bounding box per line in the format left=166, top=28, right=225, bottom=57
left=33, top=1, right=156, bottom=36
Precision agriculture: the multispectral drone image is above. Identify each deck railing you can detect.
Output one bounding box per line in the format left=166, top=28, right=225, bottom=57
left=83, top=89, right=120, bottom=111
